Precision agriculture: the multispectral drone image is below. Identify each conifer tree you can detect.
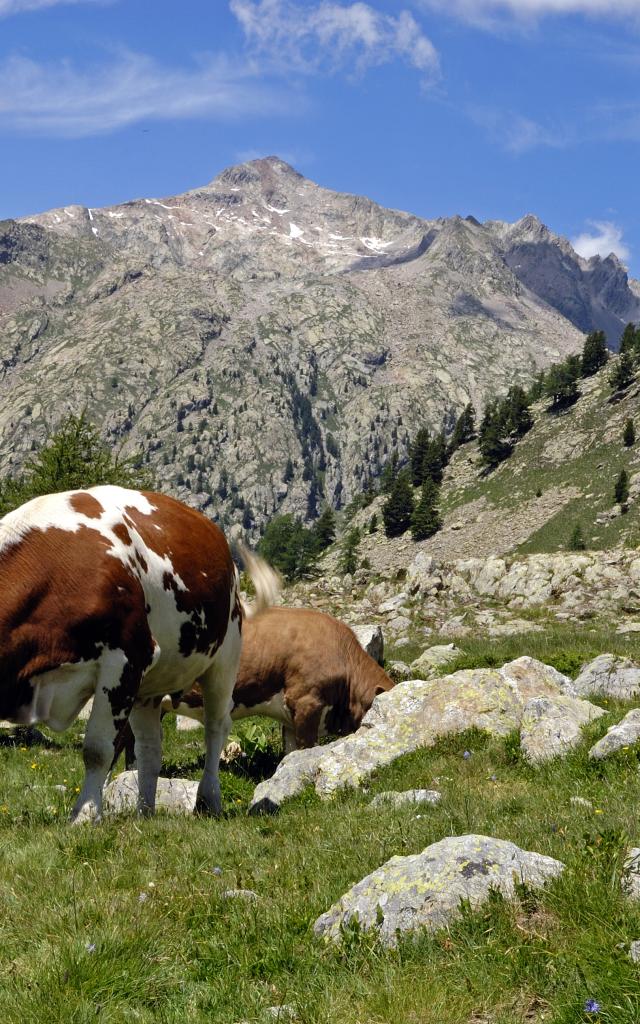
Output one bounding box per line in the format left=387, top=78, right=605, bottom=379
left=619, top=323, right=637, bottom=356
left=411, top=478, right=442, bottom=541
left=614, top=468, right=629, bottom=506
left=610, top=352, right=634, bottom=394
left=503, top=385, right=533, bottom=437
left=581, top=330, right=609, bottom=376
left=338, top=528, right=360, bottom=575
left=450, top=402, right=476, bottom=451
left=421, top=431, right=448, bottom=484
left=624, top=419, right=636, bottom=448
left=409, top=427, right=432, bottom=486
left=283, top=457, right=294, bottom=483
left=382, top=469, right=414, bottom=537
left=380, top=451, right=399, bottom=493
left=311, top=506, right=336, bottom=551
left=545, top=362, right=579, bottom=409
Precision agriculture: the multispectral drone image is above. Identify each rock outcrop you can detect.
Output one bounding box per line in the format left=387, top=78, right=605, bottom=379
left=314, top=834, right=564, bottom=947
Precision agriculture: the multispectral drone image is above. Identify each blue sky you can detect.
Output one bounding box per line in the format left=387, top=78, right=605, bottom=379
left=1, top=0, right=639, bottom=275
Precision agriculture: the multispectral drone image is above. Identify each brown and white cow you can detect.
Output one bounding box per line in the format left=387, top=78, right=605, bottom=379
left=164, top=606, right=395, bottom=752
left=0, top=485, right=242, bottom=822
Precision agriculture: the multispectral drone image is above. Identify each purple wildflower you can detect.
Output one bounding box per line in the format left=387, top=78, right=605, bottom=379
left=85, top=942, right=96, bottom=954
left=584, top=999, right=600, bottom=1014
left=212, top=866, right=223, bottom=876
left=463, top=750, right=472, bottom=760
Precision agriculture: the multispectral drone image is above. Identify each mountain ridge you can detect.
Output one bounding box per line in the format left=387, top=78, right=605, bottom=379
left=0, top=156, right=638, bottom=535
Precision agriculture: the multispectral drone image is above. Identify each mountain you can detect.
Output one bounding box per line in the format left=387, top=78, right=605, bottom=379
left=1, top=156, right=638, bottom=533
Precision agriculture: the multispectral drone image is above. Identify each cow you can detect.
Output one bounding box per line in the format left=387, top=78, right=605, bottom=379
left=163, top=606, right=395, bottom=753
left=0, top=485, right=245, bottom=823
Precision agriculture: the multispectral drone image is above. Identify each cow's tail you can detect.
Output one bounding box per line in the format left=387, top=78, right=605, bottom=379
left=236, top=542, right=282, bottom=620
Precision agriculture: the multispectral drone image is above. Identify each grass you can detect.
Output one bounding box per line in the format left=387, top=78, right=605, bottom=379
left=2, top=660, right=640, bottom=1024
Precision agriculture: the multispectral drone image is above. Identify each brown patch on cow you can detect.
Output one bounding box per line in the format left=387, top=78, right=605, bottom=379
left=124, top=493, right=235, bottom=659
left=0, top=522, right=155, bottom=720
left=70, top=492, right=104, bottom=519
left=112, top=522, right=132, bottom=546
left=135, top=551, right=148, bottom=573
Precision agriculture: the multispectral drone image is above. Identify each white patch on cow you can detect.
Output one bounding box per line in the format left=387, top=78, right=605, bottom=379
left=232, top=689, right=293, bottom=726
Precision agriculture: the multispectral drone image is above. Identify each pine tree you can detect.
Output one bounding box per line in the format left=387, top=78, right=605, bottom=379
left=619, top=323, right=637, bottom=356
left=614, top=469, right=629, bottom=506
left=368, top=512, right=378, bottom=534
left=610, top=352, right=634, bottom=394
left=380, top=451, right=399, bottom=493
left=624, top=419, right=636, bottom=448
left=503, top=385, right=533, bottom=437
left=0, top=412, right=145, bottom=517
left=449, top=402, right=476, bottom=451
left=411, top=478, right=442, bottom=541
left=581, top=330, right=609, bottom=376
left=382, top=469, right=414, bottom=537
left=545, top=361, right=579, bottom=409
left=569, top=523, right=586, bottom=551
left=311, top=506, right=336, bottom=551
left=421, top=431, right=448, bottom=484
left=338, top=527, right=360, bottom=575
left=283, top=457, right=294, bottom=483
left=409, top=427, right=431, bottom=486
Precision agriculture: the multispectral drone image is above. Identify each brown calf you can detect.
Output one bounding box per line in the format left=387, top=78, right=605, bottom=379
left=165, top=606, right=394, bottom=753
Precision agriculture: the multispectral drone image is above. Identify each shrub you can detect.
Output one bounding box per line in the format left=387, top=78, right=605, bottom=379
left=411, top=478, right=442, bottom=541
left=623, top=419, right=636, bottom=448
left=614, top=469, right=629, bottom=506
left=568, top=523, right=586, bottom=551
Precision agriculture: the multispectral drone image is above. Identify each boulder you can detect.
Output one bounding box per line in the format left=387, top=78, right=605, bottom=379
left=588, top=709, right=640, bottom=760
left=176, top=715, right=202, bottom=732
left=313, top=834, right=564, bottom=947
left=368, top=789, right=441, bottom=810
left=249, top=656, right=584, bottom=808
left=572, top=654, right=640, bottom=700
left=350, top=624, right=384, bottom=665
left=519, top=695, right=605, bottom=764
left=623, top=848, right=640, bottom=902
left=410, top=644, right=461, bottom=679
left=104, top=770, right=199, bottom=815
left=406, top=552, right=441, bottom=596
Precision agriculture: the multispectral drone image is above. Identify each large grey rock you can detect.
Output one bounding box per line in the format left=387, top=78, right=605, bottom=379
left=588, top=709, right=640, bottom=760
left=104, top=770, right=199, bottom=816
left=573, top=654, right=640, bottom=700
left=368, top=789, right=441, bottom=810
left=250, top=656, right=584, bottom=809
left=406, top=552, right=441, bottom=597
left=520, top=694, right=605, bottom=764
left=387, top=660, right=413, bottom=683
left=623, top=848, right=640, bottom=902
left=350, top=624, right=384, bottom=665
left=410, top=644, right=460, bottom=679
left=313, top=834, right=564, bottom=947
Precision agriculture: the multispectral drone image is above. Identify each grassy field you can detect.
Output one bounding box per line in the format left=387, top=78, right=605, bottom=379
left=2, top=640, right=640, bottom=1024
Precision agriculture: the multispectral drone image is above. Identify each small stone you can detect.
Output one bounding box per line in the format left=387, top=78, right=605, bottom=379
left=630, top=940, right=640, bottom=964
left=222, top=889, right=259, bottom=900
left=266, top=1006, right=297, bottom=1021
left=53, top=784, right=67, bottom=793
left=104, top=770, right=199, bottom=815
left=410, top=644, right=460, bottom=679
left=589, top=709, right=640, bottom=760
left=176, top=715, right=202, bottom=732
left=368, top=789, right=441, bottom=810
left=623, top=848, right=640, bottom=901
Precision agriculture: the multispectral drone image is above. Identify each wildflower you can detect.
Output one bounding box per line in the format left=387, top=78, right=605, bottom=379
left=1, top=806, right=8, bottom=813
left=584, top=998, right=600, bottom=1014
left=30, top=763, right=37, bottom=770
left=138, top=892, right=148, bottom=903
left=463, top=750, right=472, bottom=760
left=85, top=942, right=96, bottom=954
left=489, top=774, right=497, bottom=782
left=75, top=787, right=81, bottom=793
left=147, top=881, right=155, bottom=888
left=211, top=866, right=222, bottom=876
left=594, top=809, right=604, bottom=815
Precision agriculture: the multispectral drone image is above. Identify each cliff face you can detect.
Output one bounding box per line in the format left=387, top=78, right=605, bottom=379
left=0, top=157, right=637, bottom=533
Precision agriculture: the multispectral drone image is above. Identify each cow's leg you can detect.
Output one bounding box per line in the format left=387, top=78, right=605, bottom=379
left=292, top=696, right=325, bottom=749
left=128, top=701, right=163, bottom=815
left=71, top=651, right=136, bottom=824
left=195, top=622, right=242, bottom=815
left=282, top=724, right=297, bottom=755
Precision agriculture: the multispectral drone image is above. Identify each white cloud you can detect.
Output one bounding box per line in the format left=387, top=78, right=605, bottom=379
left=0, top=0, right=105, bottom=15
left=230, top=0, right=439, bottom=78
left=418, top=0, right=640, bottom=28
left=572, top=220, right=630, bottom=261
left=468, top=106, right=563, bottom=151
left=0, top=51, right=292, bottom=137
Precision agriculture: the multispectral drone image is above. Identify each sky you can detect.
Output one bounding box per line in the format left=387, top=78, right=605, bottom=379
left=1, top=0, right=639, bottom=275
